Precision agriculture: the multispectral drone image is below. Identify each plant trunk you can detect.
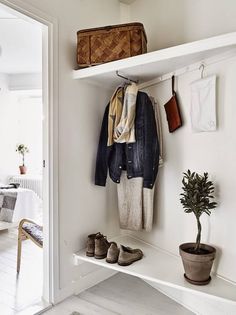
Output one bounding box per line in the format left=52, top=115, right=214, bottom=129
left=194, top=216, right=202, bottom=252
left=22, top=154, right=25, bottom=166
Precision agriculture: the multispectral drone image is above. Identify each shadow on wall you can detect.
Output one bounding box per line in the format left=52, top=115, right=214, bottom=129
left=129, top=0, right=236, bottom=51
left=0, top=74, right=42, bottom=182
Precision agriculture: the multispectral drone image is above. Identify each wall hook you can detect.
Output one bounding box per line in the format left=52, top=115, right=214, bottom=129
left=199, top=63, right=205, bottom=79
left=116, top=71, right=138, bottom=84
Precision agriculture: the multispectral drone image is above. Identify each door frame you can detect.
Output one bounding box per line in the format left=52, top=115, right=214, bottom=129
left=0, top=0, right=59, bottom=304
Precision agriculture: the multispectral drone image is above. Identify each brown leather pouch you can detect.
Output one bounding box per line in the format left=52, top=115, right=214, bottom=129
left=164, top=76, right=182, bottom=132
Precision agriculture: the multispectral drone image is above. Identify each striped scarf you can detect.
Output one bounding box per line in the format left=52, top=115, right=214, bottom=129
left=107, top=83, right=138, bottom=146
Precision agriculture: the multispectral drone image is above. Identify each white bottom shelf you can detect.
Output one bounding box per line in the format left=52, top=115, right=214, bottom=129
left=74, top=235, right=236, bottom=304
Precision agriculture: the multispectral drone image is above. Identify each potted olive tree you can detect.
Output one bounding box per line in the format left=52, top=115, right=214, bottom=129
left=179, top=170, right=217, bottom=285
left=16, top=144, right=29, bottom=175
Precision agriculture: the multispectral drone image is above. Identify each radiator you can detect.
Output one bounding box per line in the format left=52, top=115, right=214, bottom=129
left=9, top=175, right=43, bottom=199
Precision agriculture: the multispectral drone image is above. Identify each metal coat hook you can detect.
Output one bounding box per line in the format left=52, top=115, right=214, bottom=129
left=116, top=70, right=138, bottom=84
left=199, top=63, right=205, bottom=79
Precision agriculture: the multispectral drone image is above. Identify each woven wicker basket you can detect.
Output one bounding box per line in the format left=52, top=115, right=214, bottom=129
left=77, top=22, right=147, bottom=68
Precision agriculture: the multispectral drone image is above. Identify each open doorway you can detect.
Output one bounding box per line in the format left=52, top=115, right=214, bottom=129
left=0, top=3, right=52, bottom=314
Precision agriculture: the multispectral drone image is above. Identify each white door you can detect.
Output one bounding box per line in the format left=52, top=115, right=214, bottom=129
left=0, top=0, right=59, bottom=306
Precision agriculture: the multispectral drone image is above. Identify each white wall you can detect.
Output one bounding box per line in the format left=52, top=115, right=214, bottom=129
left=9, top=73, right=42, bottom=90
left=135, top=57, right=236, bottom=315
left=0, top=16, right=42, bottom=73
left=135, top=57, right=236, bottom=282
left=0, top=73, right=42, bottom=182
left=1, top=0, right=122, bottom=301
left=127, top=1, right=236, bottom=313
left=0, top=74, right=17, bottom=182
left=127, top=58, right=236, bottom=315
left=16, top=94, right=42, bottom=173
left=129, top=0, right=236, bottom=52
left=3, top=0, right=236, bottom=311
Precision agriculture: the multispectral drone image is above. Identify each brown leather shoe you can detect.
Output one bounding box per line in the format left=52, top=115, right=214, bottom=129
left=118, top=245, right=143, bottom=266
left=86, top=232, right=101, bottom=257
left=106, top=242, right=120, bottom=264
left=94, top=234, right=110, bottom=259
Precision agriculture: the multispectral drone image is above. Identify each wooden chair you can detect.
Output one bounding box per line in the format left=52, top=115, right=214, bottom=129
left=17, top=218, right=43, bottom=273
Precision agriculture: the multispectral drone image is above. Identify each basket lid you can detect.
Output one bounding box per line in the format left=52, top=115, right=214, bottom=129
left=77, top=22, right=147, bottom=42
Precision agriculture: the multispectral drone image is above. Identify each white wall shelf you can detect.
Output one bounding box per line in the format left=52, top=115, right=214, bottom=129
left=73, top=32, right=236, bottom=90
left=74, top=235, right=236, bottom=304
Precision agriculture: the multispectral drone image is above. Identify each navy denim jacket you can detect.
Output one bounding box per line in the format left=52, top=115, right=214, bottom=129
left=95, top=91, right=159, bottom=189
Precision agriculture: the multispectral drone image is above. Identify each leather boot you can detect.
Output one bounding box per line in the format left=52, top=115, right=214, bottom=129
left=94, top=234, right=110, bottom=259
left=106, top=242, right=120, bottom=264
left=86, top=232, right=101, bottom=257
left=118, top=245, right=143, bottom=266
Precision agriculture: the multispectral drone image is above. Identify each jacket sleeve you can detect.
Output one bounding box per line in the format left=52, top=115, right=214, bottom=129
left=143, top=96, right=160, bottom=189
left=95, top=105, right=110, bottom=186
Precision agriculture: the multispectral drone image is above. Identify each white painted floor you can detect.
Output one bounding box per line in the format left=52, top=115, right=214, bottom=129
left=44, top=273, right=194, bottom=315
left=0, top=228, right=43, bottom=314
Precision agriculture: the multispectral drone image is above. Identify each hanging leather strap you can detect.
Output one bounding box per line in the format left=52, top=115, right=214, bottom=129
left=172, top=75, right=175, bottom=96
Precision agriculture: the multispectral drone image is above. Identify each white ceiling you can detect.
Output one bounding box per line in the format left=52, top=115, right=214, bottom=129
left=0, top=5, right=42, bottom=74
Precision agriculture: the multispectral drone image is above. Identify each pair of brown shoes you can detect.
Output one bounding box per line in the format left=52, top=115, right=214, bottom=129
left=86, top=232, right=110, bottom=259
left=86, top=233, right=143, bottom=266
left=106, top=243, right=143, bottom=266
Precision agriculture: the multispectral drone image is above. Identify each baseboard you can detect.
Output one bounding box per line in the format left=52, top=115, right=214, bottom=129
left=143, top=280, right=199, bottom=315
left=143, top=279, right=236, bottom=315
left=73, top=267, right=118, bottom=295
left=52, top=285, right=74, bottom=305
left=51, top=267, right=117, bottom=306
left=16, top=299, right=52, bottom=315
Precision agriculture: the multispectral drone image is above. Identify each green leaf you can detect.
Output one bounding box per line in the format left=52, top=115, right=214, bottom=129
left=180, top=170, right=217, bottom=240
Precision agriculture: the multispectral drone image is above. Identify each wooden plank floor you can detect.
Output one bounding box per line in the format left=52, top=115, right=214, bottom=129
left=44, top=273, right=194, bottom=315
left=0, top=228, right=43, bottom=314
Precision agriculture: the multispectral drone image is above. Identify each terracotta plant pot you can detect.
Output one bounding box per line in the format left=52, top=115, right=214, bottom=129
left=19, top=165, right=27, bottom=175
left=179, top=243, right=216, bottom=285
